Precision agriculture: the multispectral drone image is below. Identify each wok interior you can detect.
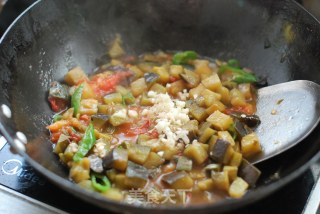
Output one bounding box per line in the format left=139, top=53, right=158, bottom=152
left=1, top=0, right=320, bottom=211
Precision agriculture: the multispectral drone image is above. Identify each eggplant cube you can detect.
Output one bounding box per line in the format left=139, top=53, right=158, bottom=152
left=162, top=171, right=194, bottom=189
left=125, top=161, right=149, bottom=188
left=128, top=144, right=151, bottom=165
left=229, top=177, right=249, bottom=198
left=206, top=110, right=233, bottom=131
left=184, top=144, right=208, bottom=165
left=176, top=156, right=193, bottom=171
left=210, top=139, right=234, bottom=164
left=241, top=133, right=261, bottom=158
left=238, top=159, right=261, bottom=187
left=211, top=171, right=230, bottom=192
left=103, top=148, right=128, bottom=171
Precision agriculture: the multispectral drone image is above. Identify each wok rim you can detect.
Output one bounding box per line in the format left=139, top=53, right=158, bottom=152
left=0, top=0, right=320, bottom=212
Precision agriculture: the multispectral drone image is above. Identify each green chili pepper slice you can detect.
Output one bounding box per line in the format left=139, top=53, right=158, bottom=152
left=91, top=174, right=111, bottom=193
left=227, top=59, right=240, bottom=68
left=71, top=84, right=84, bottom=117
left=73, top=123, right=96, bottom=162
left=219, top=65, right=257, bottom=84
left=172, top=51, right=198, bottom=65
left=53, top=114, right=62, bottom=122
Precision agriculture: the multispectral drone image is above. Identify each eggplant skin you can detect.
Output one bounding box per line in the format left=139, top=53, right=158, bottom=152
left=49, top=81, right=69, bottom=100
left=209, top=139, right=230, bottom=163
left=126, top=161, right=149, bottom=180
left=238, top=159, right=261, bottom=187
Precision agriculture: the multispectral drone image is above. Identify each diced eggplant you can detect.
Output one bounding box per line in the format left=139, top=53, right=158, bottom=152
left=136, top=134, right=152, bottom=144
left=163, top=146, right=179, bottom=161
left=234, top=119, right=251, bottom=138
left=147, top=167, right=162, bottom=179
left=188, top=101, right=208, bottom=122
left=144, top=72, right=160, bottom=84
left=152, top=66, right=170, bottom=84
left=189, top=83, right=206, bottom=99
left=103, top=93, right=123, bottom=104
left=199, top=127, right=216, bottom=143
left=79, top=99, right=98, bottom=115
left=69, top=158, right=90, bottom=183
left=64, top=67, right=88, bottom=86
left=184, top=144, right=208, bottom=165
left=54, top=134, right=69, bottom=154
left=231, top=112, right=261, bottom=129
left=109, top=109, right=128, bottom=126
left=169, top=65, right=184, bottom=78
left=238, top=159, right=261, bottom=187
left=211, top=171, right=230, bottom=192
left=206, top=110, right=233, bottom=131
left=230, top=151, right=243, bottom=167
left=131, top=78, right=148, bottom=97
left=217, top=131, right=235, bottom=146
left=180, top=69, right=200, bottom=88
left=140, top=93, right=153, bottom=106
left=209, top=139, right=234, bottom=164
left=198, top=121, right=212, bottom=136
left=125, top=161, right=149, bottom=188
left=149, top=83, right=167, bottom=94
left=143, top=152, right=165, bottom=169
left=176, top=156, right=193, bottom=171
left=198, top=179, right=214, bottom=191
left=128, top=144, right=151, bottom=165
left=102, top=148, right=128, bottom=171
left=241, top=133, right=261, bottom=158
left=201, top=73, right=222, bottom=91
left=162, top=171, right=194, bottom=189
left=204, top=163, right=222, bottom=177
left=167, top=80, right=186, bottom=96
left=91, top=114, right=109, bottom=130
left=49, top=81, right=69, bottom=100
left=182, top=120, right=198, bottom=138
left=228, top=177, right=249, bottom=198
left=88, top=154, right=103, bottom=173
left=223, top=166, right=238, bottom=182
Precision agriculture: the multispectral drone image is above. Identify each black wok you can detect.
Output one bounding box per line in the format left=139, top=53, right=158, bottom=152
left=1, top=0, right=320, bottom=213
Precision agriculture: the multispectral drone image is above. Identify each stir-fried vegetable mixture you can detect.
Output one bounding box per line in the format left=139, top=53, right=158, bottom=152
left=47, top=36, right=262, bottom=205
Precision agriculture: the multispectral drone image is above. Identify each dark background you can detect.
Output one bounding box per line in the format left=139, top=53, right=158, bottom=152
left=0, top=0, right=320, bottom=37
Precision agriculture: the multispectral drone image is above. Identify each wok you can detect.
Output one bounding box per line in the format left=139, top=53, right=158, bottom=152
left=1, top=0, right=320, bottom=213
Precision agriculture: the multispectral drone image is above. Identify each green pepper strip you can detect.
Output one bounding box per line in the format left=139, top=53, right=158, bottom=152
left=53, top=114, right=62, bottom=122
left=172, top=51, right=198, bottom=65
left=71, top=84, right=84, bottom=117
left=219, top=65, right=257, bottom=84
left=91, top=174, right=111, bottom=193
left=73, top=123, right=96, bottom=162
left=227, top=59, right=240, bottom=68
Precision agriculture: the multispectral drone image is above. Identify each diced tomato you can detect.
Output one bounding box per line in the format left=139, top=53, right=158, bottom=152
left=66, top=126, right=82, bottom=142
left=79, top=114, right=90, bottom=125
left=147, top=129, right=159, bottom=139
left=48, top=97, right=68, bottom=112
left=117, top=119, right=152, bottom=137
left=50, top=132, right=61, bottom=143
left=169, top=76, right=179, bottom=83
left=224, top=104, right=255, bottom=115
left=89, top=71, right=133, bottom=97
